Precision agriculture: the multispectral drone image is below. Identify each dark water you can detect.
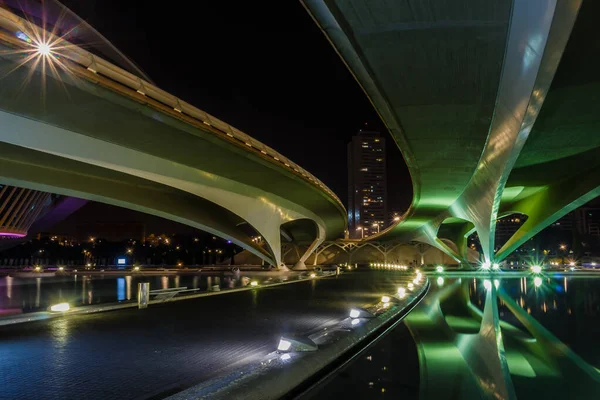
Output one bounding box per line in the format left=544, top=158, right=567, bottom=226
left=0, top=273, right=279, bottom=313
left=469, top=275, right=600, bottom=369
left=306, top=274, right=600, bottom=399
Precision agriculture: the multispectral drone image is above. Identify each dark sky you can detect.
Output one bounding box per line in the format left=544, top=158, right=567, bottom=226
left=57, top=0, right=412, bottom=229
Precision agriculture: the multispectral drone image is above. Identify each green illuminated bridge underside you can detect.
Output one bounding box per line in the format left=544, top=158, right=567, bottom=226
left=303, top=0, right=600, bottom=263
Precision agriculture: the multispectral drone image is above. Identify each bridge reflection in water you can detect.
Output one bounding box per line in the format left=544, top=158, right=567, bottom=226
left=305, top=274, right=600, bottom=399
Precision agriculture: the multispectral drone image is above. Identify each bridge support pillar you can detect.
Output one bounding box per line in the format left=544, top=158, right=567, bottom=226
left=293, top=238, right=322, bottom=270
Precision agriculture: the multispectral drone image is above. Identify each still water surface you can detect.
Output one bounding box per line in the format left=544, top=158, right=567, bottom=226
left=0, top=273, right=275, bottom=313
left=307, top=275, right=600, bottom=399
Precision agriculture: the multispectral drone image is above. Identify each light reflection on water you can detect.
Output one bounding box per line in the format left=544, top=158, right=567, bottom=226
left=306, top=274, right=600, bottom=399
left=467, top=276, right=600, bottom=368
left=0, top=273, right=286, bottom=314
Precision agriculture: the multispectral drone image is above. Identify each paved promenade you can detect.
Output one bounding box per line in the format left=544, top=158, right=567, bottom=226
left=0, top=270, right=410, bottom=400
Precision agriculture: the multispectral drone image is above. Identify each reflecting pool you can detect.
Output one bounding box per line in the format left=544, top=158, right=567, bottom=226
left=305, top=274, right=600, bottom=399
left=0, top=273, right=288, bottom=314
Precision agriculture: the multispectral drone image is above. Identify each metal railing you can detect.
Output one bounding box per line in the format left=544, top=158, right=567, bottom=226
left=0, top=7, right=344, bottom=211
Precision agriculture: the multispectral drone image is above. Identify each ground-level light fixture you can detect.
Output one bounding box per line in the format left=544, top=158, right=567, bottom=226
left=250, top=281, right=258, bottom=287
left=349, top=308, right=374, bottom=319
left=50, top=303, right=70, bottom=312
left=277, top=336, right=318, bottom=353
left=310, top=273, right=316, bottom=278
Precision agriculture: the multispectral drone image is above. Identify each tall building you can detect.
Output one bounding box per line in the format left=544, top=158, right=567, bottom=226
left=347, top=130, right=387, bottom=238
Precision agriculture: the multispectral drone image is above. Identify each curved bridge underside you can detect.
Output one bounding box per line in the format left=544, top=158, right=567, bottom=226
left=0, top=7, right=346, bottom=267
left=303, top=0, right=600, bottom=264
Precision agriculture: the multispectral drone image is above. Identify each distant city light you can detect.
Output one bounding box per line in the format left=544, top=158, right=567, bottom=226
left=534, top=277, right=543, bottom=287
left=381, top=296, right=390, bottom=303
left=58, top=266, right=64, bottom=271
left=397, top=287, right=406, bottom=297
left=50, top=303, right=70, bottom=312
left=250, top=281, right=258, bottom=287
left=133, top=266, right=140, bottom=271
left=117, top=258, right=126, bottom=265
left=407, top=283, right=414, bottom=290
left=309, top=273, right=316, bottom=278
left=481, top=262, right=491, bottom=270
left=436, top=265, right=444, bottom=273
left=492, top=263, right=500, bottom=270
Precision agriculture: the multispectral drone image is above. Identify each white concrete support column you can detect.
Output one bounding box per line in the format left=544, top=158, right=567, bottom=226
left=293, top=236, right=323, bottom=270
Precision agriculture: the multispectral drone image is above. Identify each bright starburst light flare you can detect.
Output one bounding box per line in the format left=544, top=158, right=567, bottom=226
left=0, top=4, right=95, bottom=101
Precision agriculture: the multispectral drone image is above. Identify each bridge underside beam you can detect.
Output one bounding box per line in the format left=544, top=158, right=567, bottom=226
left=0, top=142, right=279, bottom=265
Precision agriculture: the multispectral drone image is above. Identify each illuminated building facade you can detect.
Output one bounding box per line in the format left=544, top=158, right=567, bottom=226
left=347, top=130, right=387, bottom=238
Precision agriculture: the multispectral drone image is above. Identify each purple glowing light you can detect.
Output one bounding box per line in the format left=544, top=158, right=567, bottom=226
left=0, top=232, right=26, bottom=238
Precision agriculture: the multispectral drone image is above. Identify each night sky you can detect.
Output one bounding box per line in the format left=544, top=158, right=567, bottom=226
left=57, top=0, right=412, bottom=231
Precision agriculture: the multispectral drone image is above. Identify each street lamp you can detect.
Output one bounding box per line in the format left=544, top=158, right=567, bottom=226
left=356, top=226, right=364, bottom=239
left=372, top=223, right=380, bottom=233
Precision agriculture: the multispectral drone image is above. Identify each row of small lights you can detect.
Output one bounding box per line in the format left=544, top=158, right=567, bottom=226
left=7, top=25, right=343, bottom=210
left=45, top=267, right=322, bottom=314
left=369, top=263, right=409, bottom=270
left=276, top=269, right=425, bottom=360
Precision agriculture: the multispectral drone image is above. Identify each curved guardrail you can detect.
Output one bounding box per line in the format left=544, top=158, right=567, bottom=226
left=0, top=6, right=344, bottom=212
